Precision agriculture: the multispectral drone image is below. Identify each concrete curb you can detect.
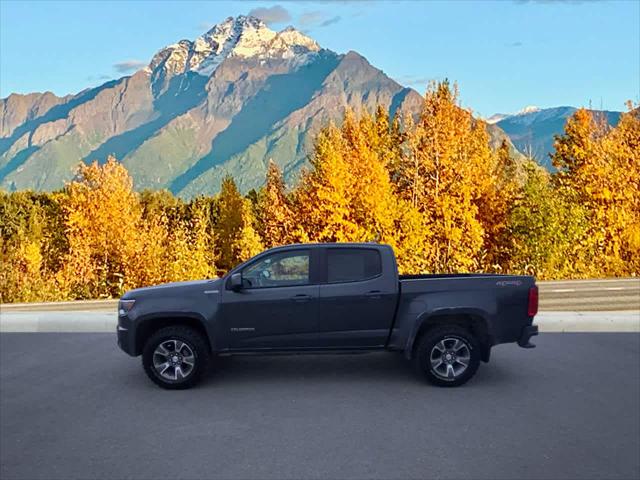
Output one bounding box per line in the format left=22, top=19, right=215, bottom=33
left=535, top=311, right=640, bottom=333
left=0, top=300, right=117, bottom=312
left=0, top=312, right=117, bottom=332
left=0, top=310, right=638, bottom=333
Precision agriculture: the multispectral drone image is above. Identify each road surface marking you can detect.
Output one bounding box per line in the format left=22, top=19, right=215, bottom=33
left=545, top=287, right=637, bottom=293
left=541, top=278, right=640, bottom=285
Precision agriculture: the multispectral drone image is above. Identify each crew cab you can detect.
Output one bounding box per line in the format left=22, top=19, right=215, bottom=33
left=117, top=243, right=538, bottom=389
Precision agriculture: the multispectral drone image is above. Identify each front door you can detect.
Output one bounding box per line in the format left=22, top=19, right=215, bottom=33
left=220, top=249, right=319, bottom=350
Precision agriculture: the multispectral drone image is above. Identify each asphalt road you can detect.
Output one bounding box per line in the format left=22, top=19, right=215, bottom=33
left=1, top=333, right=639, bottom=480
left=539, top=278, right=640, bottom=311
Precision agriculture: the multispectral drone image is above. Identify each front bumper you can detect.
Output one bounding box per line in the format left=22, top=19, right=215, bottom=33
left=117, top=320, right=137, bottom=356
left=517, top=324, right=538, bottom=348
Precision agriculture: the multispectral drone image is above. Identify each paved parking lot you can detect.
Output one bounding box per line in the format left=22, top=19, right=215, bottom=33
left=1, top=333, right=639, bottom=480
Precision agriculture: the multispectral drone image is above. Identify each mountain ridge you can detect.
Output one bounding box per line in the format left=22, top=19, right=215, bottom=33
left=0, top=15, right=520, bottom=196
left=494, top=106, right=622, bottom=168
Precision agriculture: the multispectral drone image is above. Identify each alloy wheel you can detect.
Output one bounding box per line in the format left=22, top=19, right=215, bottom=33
left=152, top=339, right=196, bottom=381
left=429, top=336, right=471, bottom=380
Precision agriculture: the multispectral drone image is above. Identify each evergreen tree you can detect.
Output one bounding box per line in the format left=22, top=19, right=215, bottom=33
left=506, top=161, right=589, bottom=278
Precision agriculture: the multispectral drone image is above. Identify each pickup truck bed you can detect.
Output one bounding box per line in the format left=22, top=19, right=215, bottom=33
left=392, top=273, right=537, bottom=353
left=117, top=243, right=538, bottom=389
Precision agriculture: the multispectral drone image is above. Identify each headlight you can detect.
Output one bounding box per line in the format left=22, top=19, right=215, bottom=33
left=119, top=299, right=136, bottom=316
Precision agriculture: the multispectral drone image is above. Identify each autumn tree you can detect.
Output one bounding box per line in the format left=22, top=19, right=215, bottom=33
left=294, top=111, right=399, bottom=243
left=132, top=211, right=170, bottom=287
left=0, top=191, right=65, bottom=302
left=139, top=189, right=185, bottom=224
left=165, top=204, right=217, bottom=281
left=343, top=110, right=428, bottom=271
left=215, top=176, right=262, bottom=272
left=257, top=160, right=297, bottom=248
left=370, top=105, right=404, bottom=170
left=60, top=157, right=143, bottom=298
left=607, top=105, right=640, bottom=272
left=3, top=89, right=638, bottom=303
left=236, top=198, right=264, bottom=262
left=397, top=81, right=495, bottom=272
left=293, top=110, right=427, bottom=272
left=476, top=139, right=521, bottom=271
left=552, top=106, right=640, bottom=276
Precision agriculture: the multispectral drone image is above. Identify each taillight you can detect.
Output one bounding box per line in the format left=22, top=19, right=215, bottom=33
left=528, top=286, right=539, bottom=317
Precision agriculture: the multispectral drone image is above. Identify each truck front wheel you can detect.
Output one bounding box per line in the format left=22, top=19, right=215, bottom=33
left=414, top=325, right=480, bottom=387
left=142, top=326, right=211, bottom=389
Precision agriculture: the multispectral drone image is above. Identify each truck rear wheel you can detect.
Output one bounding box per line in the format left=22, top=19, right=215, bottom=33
left=414, top=325, right=480, bottom=387
left=142, top=326, right=210, bottom=390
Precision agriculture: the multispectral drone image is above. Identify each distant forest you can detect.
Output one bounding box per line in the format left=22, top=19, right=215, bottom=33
left=1, top=82, right=638, bottom=302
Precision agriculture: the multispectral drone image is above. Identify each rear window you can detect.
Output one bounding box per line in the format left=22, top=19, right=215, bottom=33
left=327, top=248, right=382, bottom=283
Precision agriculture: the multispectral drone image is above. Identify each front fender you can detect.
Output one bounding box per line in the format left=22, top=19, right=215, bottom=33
left=121, top=311, right=214, bottom=356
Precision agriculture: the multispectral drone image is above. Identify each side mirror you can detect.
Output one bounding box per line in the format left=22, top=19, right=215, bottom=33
left=229, top=272, right=243, bottom=291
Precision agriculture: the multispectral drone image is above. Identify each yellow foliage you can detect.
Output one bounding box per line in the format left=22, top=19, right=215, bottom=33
left=2, top=88, right=637, bottom=303
left=400, top=81, right=491, bottom=272
left=552, top=105, right=640, bottom=276
left=166, top=210, right=216, bottom=282
left=215, top=176, right=262, bottom=272
left=60, top=157, right=142, bottom=298
left=257, top=160, right=297, bottom=248
left=235, top=199, right=264, bottom=263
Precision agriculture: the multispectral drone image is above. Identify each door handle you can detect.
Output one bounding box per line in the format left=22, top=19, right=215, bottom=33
left=291, top=294, right=312, bottom=302
left=366, top=290, right=382, bottom=299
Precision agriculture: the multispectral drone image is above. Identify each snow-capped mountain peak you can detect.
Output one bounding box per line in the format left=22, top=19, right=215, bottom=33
left=515, top=105, right=541, bottom=115
left=147, top=16, right=321, bottom=80
left=486, top=113, right=509, bottom=124
left=486, top=105, right=542, bottom=124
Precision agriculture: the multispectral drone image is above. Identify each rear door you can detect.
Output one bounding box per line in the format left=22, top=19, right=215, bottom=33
left=220, top=248, right=320, bottom=350
left=317, top=247, right=397, bottom=347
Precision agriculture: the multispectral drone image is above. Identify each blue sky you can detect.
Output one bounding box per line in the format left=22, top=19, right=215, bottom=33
left=1, top=0, right=638, bottom=116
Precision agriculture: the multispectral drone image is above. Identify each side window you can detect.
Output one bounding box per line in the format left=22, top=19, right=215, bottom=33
left=327, top=248, right=382, bottom=283
left=242, top=250, right=310, bottom=288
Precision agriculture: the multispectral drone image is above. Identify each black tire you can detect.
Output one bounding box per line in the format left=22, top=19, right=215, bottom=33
left=413, top=325, right=480, bottom=387
left=142, top=326, right=210, bottom=390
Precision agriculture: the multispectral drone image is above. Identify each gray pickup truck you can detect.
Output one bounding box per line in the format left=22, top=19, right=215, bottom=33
left=117, top=243, right=538, bottom=389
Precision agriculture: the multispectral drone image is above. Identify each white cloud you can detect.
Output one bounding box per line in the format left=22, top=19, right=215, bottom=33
left=113, top=60, right=147, bottom=73
left=320, top=15, right=341, bottom=27
left=299, top=11, right=342, bottom=29
left=299, top=11, right=325, bottom=26
left=248, top=5, right=292, bottom=25
left=86, top=74, right=112, bottom=81
left=395, top=75, right=432, bottom=88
